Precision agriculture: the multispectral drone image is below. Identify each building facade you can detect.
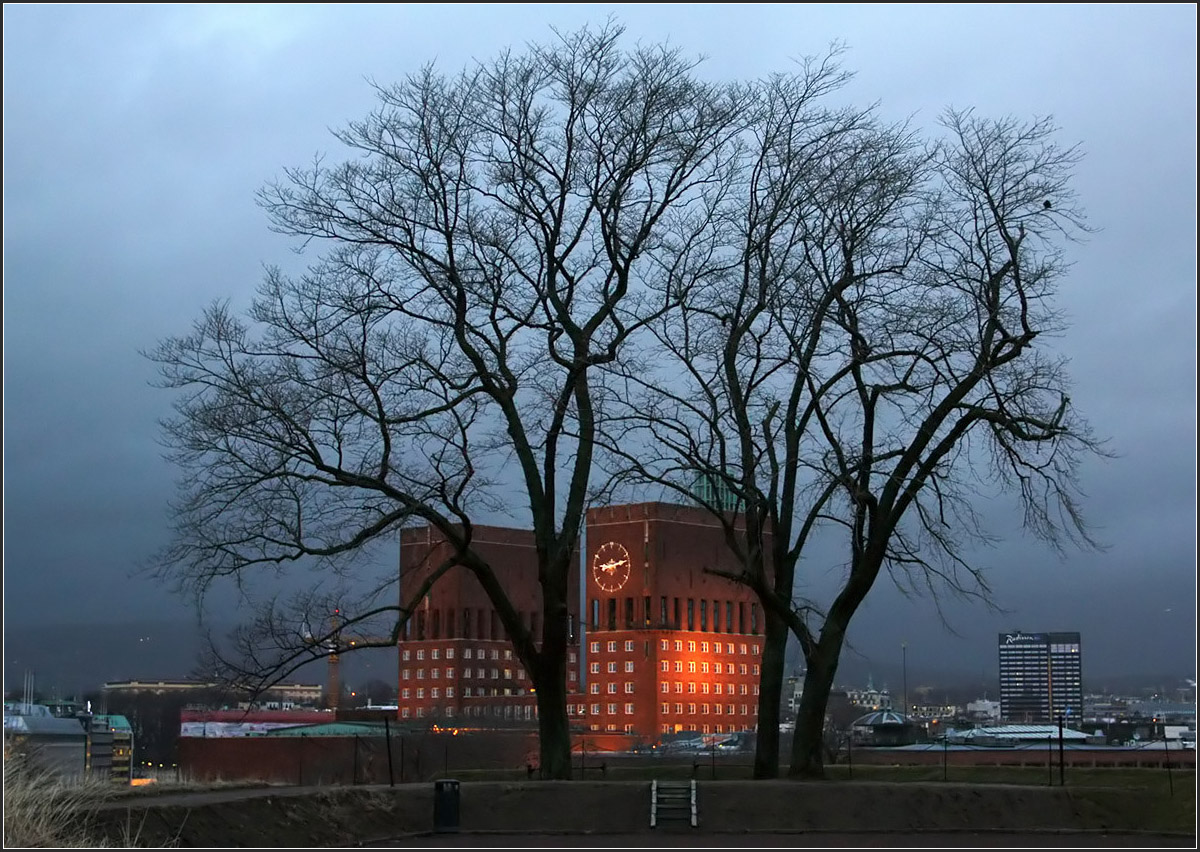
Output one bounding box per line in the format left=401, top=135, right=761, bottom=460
left=997, top=631, right=1082, bottom=723
left=576, top=502, right=764, bottom=738
left=394, top=502, right=765, bottom=740
left=397, top=524, right=581, bottom=725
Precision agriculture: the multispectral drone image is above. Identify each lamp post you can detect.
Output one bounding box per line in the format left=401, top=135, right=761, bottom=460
left=901, top=642, right=908, bottom=720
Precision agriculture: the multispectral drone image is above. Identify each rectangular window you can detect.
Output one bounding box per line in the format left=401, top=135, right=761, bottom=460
left=491, top=668, right=499, bottom=679
left=674, top=598, right=681, bottom=627
left=674, top=703, right=683, bottom=715
left=625, top=661, right=635, bottom=673
left=431, top=668, right=440, bottom=679
left=607, top=683, right=617, bottom=694
left=674, top=640, right=683, bottom=652
left=702, top=683, right=710, bottom=694
left=417, top=669, right=425, bottom=680
left=687, top=599, right=695, bottom=631
left=727, top=643, right=734, bottom=654
left=416, top=688, right=425, bottom=699
left=688, top=662, right=696, bottom=673
left=464, top=687, right=472, bottom=697
left=416, top=650, right=425, bottom=661
left=728, top=704, right=735, bottom=716
left=624, top=597, right=634, bottom=628
left=591, top=599, right=599, bottom=631
left=701, top=662, right=709, bottom=674
left=608, top=703, right=617, bottom=716
left=660, top=660, right=670, bottom=672
left=661, top=702, right=670, bottom=714
left=714, top=683, right=722, bottom=695
left=701, top=642, right=709, bottom=654
left=590, top=641, right=600, bottom=653
left=402, top=670, right=411, bottom=681
left=607, top=662, right=617, bottom=674
left=660, top=639, right=669, bottom=651
left=492, top=649, right=500, bottom=660
left=713, top=600, right=721, bottom=632
left=446, top=667, right=455, bottom=678
left=431, top=688, right=440, bottom=699
left=751, top=604, right=759, bottom=634
left=644, top=596, right=651, bottom=626
left=625, top=703, right=635, bottom=715
left=607, top=598, right=617, bottom=630
left=674, top=661, right=683, bottom=673
left=464, top=648, right=473, bottom=660
left=715, top=703, right=722, bottom=715
left=688, top=703, right=696, bottom=714
left=726, top=603, right=733, bottom=634
left=674, top=682, right=683, bottom=694
left=401, top=688, right=410, bottom=699
left=687, top=640, right=696, bottom=652
left=700, top=600, right=708, bottom=631
left=752, top=665, right=759, bottom=675
left=607, top=641, right=617, bottom=653
left=661, top=681, right=670, bottom=694
left=504, top=649, right=512, bottom=660
left=402, top=650, right=411, bottom=661
left=590, top=683, right=600, bottom=694
left=702, top=704, right=709, bottom=714
left=431, top=648, right=440, bottom=660
left=624, top=640, right=634, bottom=652
left=660, top=596, right=668, bottom=626
left=590, top=662, right=600, bottom=674
left=752, top=644, right=760, bottom=655
left=625, top=682, right=634, bottom=694
left=402, top=708, right=410, bottom=719
left=714, top=663, right=722, bottom=674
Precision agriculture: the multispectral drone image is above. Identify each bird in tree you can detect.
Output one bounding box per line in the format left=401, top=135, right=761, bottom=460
left=1043, top=199, right=1052, bottom=209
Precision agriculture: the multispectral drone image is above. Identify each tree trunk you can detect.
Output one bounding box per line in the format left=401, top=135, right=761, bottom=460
left=788, top=640, right=842, bottom=779
left=752, top=608, right=788, bottom=778
left=532, top=584, right=572, bottom=780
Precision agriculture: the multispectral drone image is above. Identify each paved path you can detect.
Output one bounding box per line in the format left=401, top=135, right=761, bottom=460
left=368, top=830, right=1196, bottom=847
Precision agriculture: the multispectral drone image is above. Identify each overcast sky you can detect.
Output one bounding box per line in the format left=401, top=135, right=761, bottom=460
left=4, top=5, right=1196, bottom=690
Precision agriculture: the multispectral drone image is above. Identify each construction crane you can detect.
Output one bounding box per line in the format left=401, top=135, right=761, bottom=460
left=306, top=609, right=396, bottom=712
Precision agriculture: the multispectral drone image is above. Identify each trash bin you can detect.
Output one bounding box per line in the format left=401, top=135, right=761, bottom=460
left=433, top=778, right=460, bottom=833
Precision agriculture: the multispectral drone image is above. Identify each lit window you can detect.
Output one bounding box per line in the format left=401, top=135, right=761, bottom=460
left=569, top=652, right=577, bottom=663
left=504, top=668, right=512, bottom=679
left=505, top=650, right=512, bottom=660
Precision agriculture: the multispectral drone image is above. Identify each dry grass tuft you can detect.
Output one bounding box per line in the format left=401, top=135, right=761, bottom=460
left=3, top=749, right=172, bottom=847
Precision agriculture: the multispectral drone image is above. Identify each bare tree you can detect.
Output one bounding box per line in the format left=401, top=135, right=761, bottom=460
left=601, top=100, right=1105, bottom=777
left=146, top=23, right=748, bottom=779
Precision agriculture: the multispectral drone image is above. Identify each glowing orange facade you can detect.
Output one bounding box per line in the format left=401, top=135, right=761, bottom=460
left=575, top=503, right=764, bottom=737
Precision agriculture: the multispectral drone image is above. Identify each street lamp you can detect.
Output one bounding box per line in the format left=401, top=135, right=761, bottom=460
left=901, top=642, right=908, bottom=721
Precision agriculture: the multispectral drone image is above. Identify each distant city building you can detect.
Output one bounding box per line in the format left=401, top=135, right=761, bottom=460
left=966, top=699, right=1002, bottom=723
left=997, top=631, right=1082, bottom=723
left=845, top=675, right=892, bottom=711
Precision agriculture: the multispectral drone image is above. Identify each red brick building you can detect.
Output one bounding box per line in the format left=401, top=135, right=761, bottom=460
left=577, top=502, right=764, bottom=738
left=397, top=524, right=581, bottom=725
left=395, top=503, right=763, bottom=740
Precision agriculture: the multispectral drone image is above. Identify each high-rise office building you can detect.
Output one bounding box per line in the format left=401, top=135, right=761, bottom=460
left=997, top=631, right=1082, bottom=723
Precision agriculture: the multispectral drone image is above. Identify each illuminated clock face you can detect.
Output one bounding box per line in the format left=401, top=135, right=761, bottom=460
left=591, top=541, right=632, bottom=593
